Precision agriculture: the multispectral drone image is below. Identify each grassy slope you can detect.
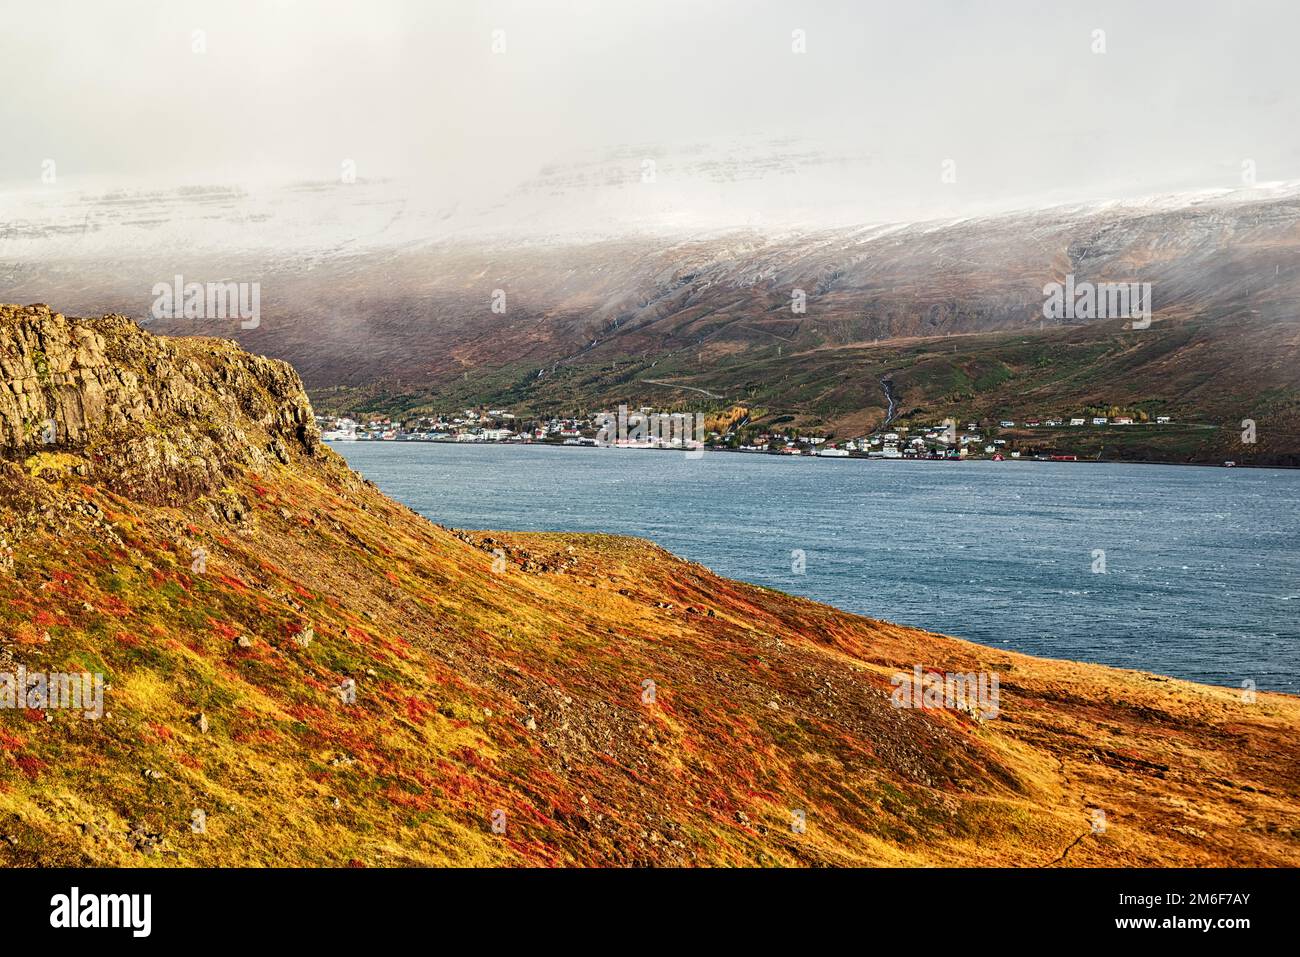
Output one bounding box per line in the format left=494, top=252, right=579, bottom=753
left=316, top=317, right=1300, bottom=465
left=1, top=445, right=1297, bottom=866
left=0, top=307, right=1295, bottom=867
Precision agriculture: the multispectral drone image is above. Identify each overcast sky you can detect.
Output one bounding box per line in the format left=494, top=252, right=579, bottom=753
left=2, top=0, right=1298, bottom=230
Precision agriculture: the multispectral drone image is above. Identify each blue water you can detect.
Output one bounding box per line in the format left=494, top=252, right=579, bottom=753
left=336, top=443, right=1300, bottom=693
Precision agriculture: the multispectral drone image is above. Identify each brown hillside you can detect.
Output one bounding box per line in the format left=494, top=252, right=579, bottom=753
left=0, top=304, right=1296, bottom=866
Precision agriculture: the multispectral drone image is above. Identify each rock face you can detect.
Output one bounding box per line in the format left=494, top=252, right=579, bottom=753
left=0, top=303, right=319, bottom=503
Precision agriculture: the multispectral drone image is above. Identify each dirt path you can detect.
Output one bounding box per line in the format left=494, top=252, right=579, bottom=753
left=640, top=378, right=723, bottom=399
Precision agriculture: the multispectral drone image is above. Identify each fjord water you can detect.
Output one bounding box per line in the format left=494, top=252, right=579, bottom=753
left=337, top=443, right=1299, bottom=693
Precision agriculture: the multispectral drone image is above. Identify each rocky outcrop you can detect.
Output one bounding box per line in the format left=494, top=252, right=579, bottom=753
left=0, top=303, right=320, bottom=503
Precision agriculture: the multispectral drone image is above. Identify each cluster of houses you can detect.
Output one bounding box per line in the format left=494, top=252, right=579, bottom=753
left=320, top=412, right=514, bottom=443
left=998, top=415, right=1172, bottom=428
left=317, top=406, right=1178, bottom=462
left=735, top=411, right=1177, bottom=461
left=318, top=410, right=614, bottom=445
left=743, top=427, right=1000, bottom=460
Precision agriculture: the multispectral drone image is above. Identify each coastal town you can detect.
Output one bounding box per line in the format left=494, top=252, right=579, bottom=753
left=316, top=405, right=1182, bottom=462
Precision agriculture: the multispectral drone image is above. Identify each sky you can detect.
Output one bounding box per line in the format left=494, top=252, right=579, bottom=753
left=1, top=0, right=1298, bottom=233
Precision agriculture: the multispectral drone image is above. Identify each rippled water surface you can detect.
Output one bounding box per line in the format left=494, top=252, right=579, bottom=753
left=337, top=442, right=1300, bottom=692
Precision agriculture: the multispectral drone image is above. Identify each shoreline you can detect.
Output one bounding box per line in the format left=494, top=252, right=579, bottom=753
left=460, top=522, right=1300, bottom=701
left=326, top=437, right=1299, bottom=471
left=333, top=439, right=1300, bottom=694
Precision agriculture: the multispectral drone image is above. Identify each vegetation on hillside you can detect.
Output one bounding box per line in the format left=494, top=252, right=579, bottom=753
left=314, top=317, right=1300, bottom=466
left=2, top=305, right=1298, bottom=866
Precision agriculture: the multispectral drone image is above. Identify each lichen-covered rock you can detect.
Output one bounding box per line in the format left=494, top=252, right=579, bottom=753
left=0, top=303, right=320, bottom=503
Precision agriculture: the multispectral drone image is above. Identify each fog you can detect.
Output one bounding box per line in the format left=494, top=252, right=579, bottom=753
left=2, top=0, right=1297, bottom=232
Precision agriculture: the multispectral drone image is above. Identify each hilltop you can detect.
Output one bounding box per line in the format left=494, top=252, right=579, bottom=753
left=0, top=303, right=1297, bottom=866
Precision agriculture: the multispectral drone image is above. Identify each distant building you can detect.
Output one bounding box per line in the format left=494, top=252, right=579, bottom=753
left=1156, top=415, right=1171, bottom=424
left=1069, top=418, right=1086, bottom=426
left=1000, top=420, right=1015, bottom=428
left=1092, top=417, right=1108, bottom=425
